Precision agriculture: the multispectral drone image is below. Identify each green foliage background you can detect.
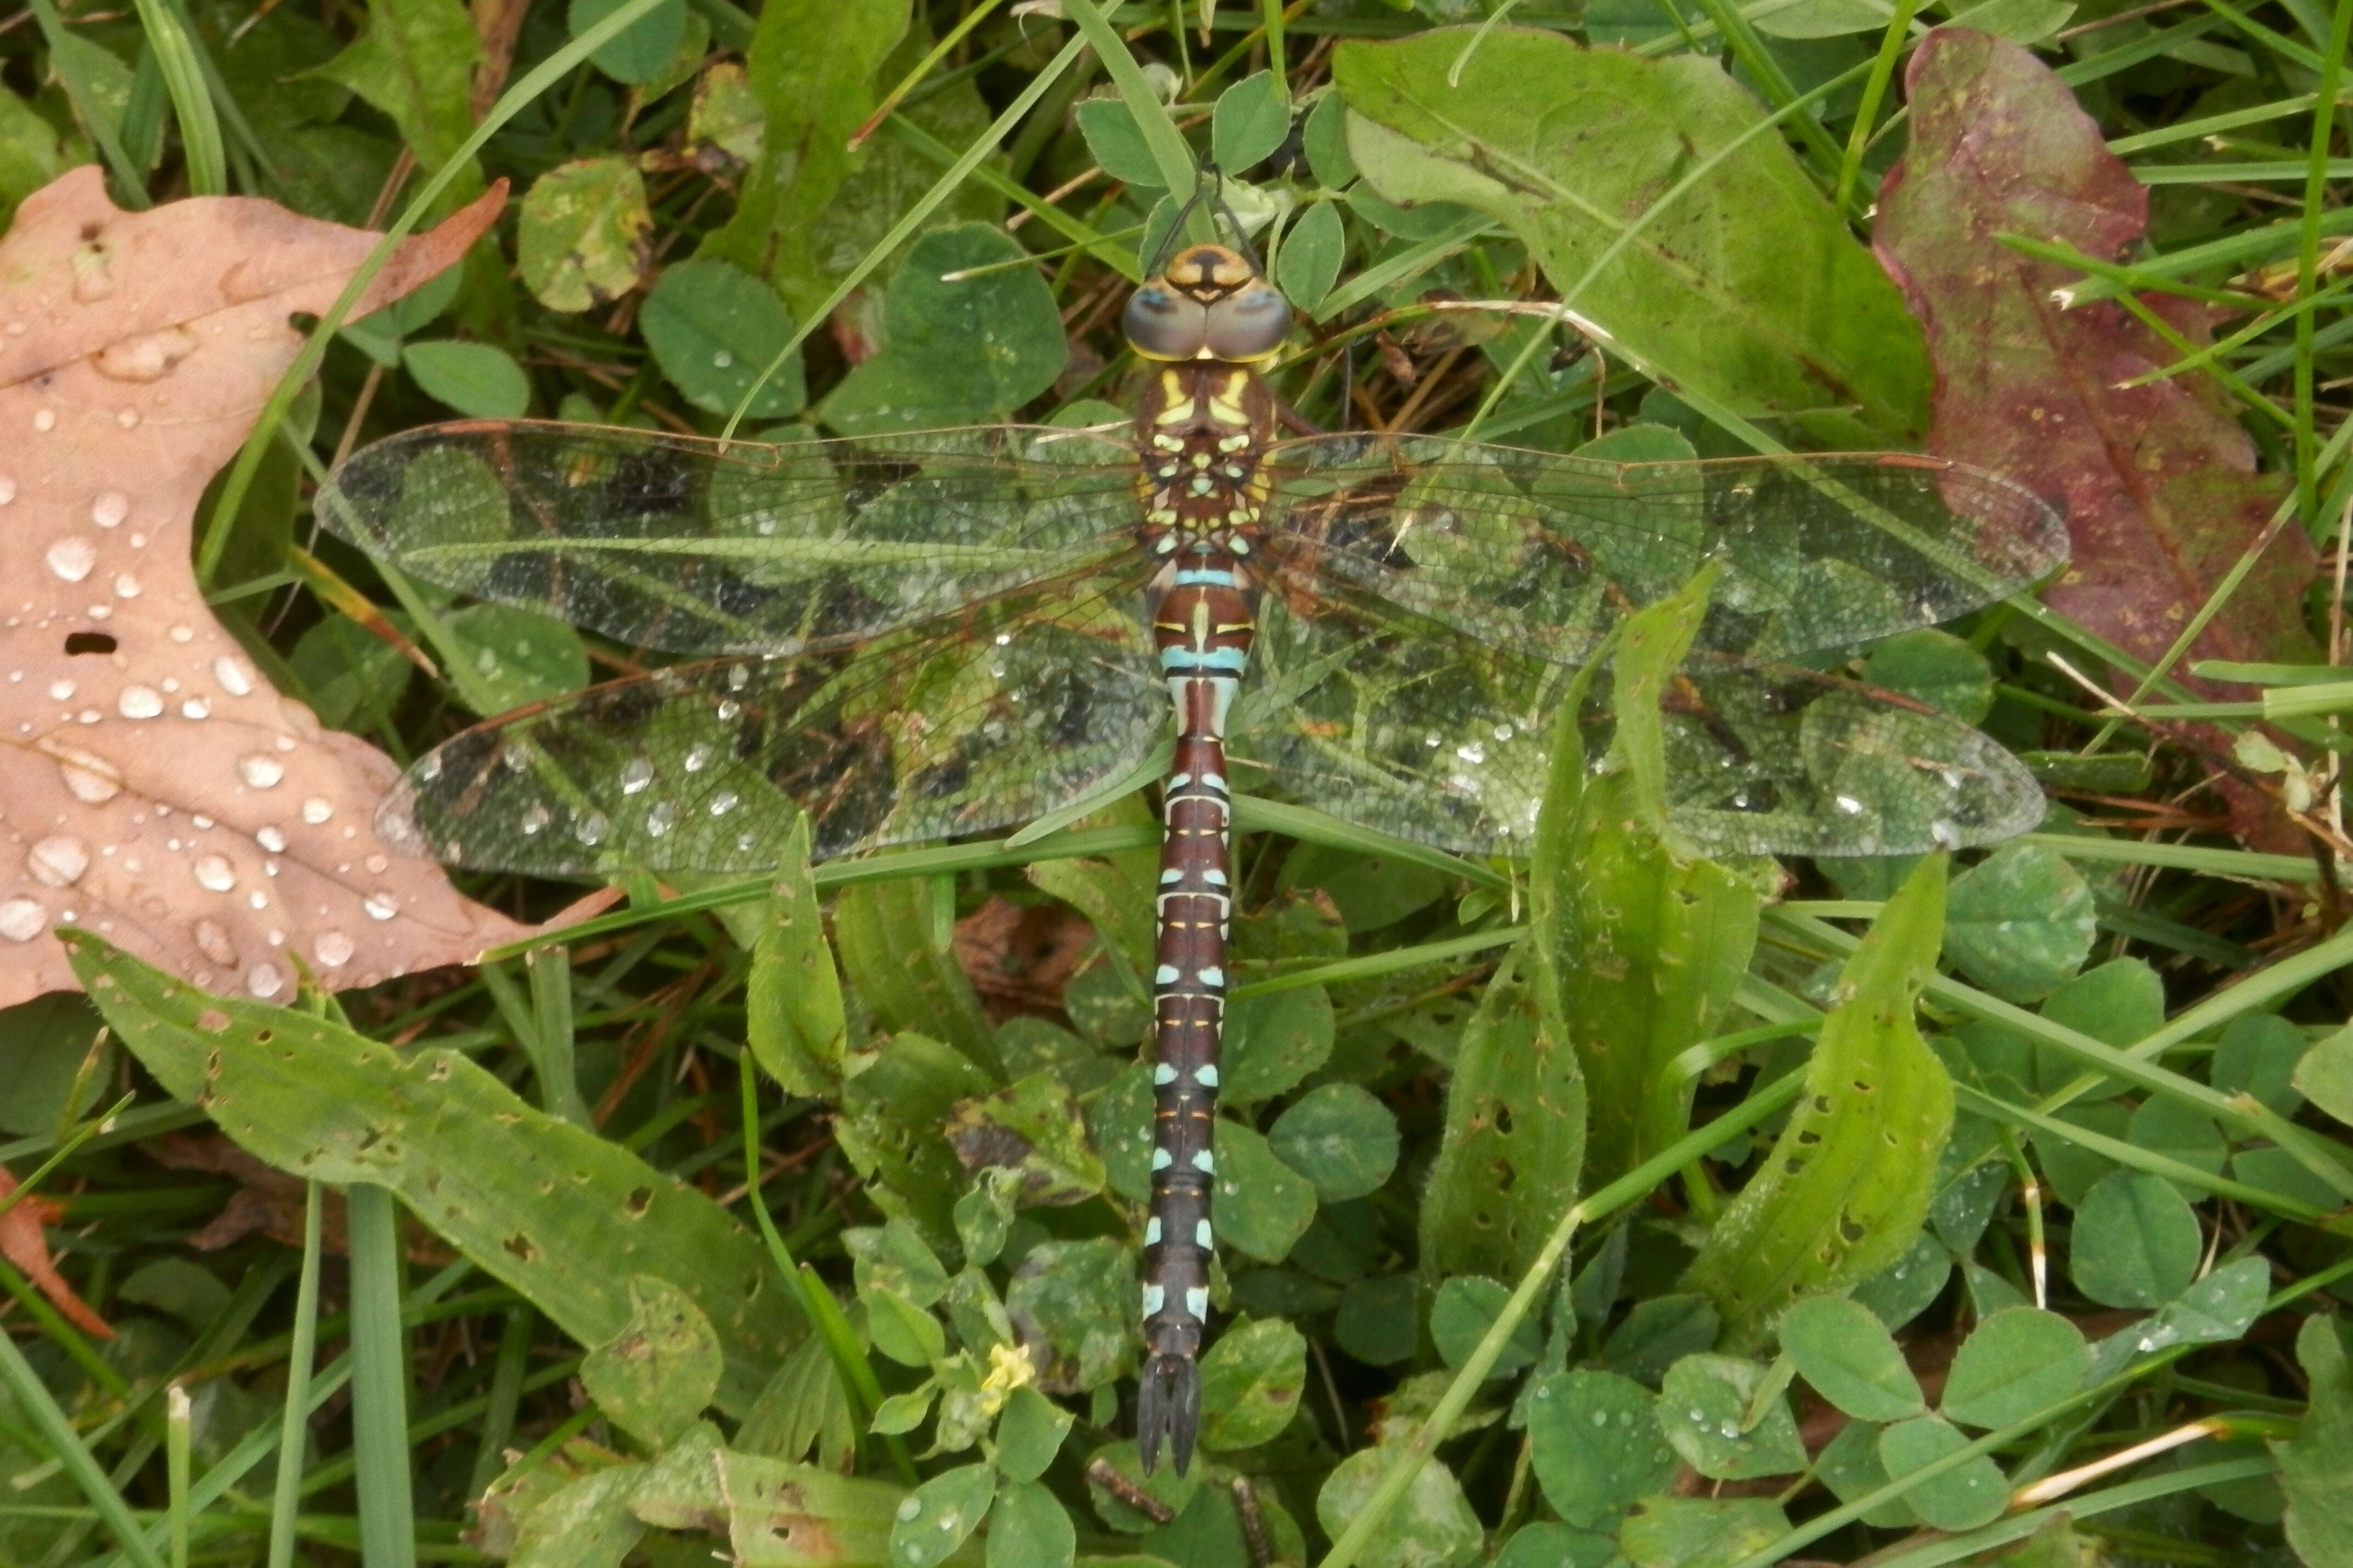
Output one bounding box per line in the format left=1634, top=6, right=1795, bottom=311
left=3, top=1, right=2353, bottom=1566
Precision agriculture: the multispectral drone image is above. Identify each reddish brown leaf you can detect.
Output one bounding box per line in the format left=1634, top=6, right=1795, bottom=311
left=0, top=1167, right=111, bottom=1338
left=1875, top=30, right=2319, bottom=686
left=0, top=168, right=543, bottom=1005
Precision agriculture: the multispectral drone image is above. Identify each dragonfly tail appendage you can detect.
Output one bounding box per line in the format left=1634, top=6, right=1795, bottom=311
left=1137, top=1351, right=1202, bottom=1476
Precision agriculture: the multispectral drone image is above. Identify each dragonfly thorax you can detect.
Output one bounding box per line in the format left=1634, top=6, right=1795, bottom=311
left=1135, top=360, right=1276, bottom=560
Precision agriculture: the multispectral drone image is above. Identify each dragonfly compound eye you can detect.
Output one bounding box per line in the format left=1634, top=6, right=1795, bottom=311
left=1125, top=283, right=1212, bottom=360
left=1202, top=283, right=1291, bottom=362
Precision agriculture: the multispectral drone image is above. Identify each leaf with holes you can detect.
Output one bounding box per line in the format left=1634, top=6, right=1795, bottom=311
left=581, top=1274, right=724, bottom=1446
left=1682, top=854, right=1954, bottom=1342
left=1196, top=1316, right=1306, bottom=1451
left=0, top=169, right=543, bottom=1008
left=944, top=1071, right=1106, bottom=1206
left=65, top=932, right=806, bottom=1414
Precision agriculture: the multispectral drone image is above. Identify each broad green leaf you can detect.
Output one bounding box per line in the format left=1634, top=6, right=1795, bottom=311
left=2124, top=1096, right=2228, bottom=1197
left=746, top=819, right=846, bottom=1098
left=518, top=156, right=649, bottom=312
left=2036, top=957, right=2165, bottom=1096
left=2099, top=1255, right=2269, bottom=1367
left=1005, top=1239, right=1135, bottom=1391
left=1417, top=946, right=1581, bottom=1281
left=1428, top=1276, right=1541, bottom=1378
left=290, top=612, right=413, bottom=730
left=2213, top=1013, right=2307, bottom=1117
left=870, top=1384, right=937, bottom=1436
left=1088, top=1063, right=1156, bottom=1204
left=847, top=1217, right=950, bottom=1308
left=2069, top=1170, right=2200, bottom=1308
left=699, top=0, right=908, bottom=317
left=0, top=993, right=107, bottom=1135
left=954, top=1169, right=1021, bottom=1268
left=836, top=1034, right=995, bottom=1243
left=1494, top=1523, right=1618, bottom=1568
left=0, top=88, right=63, bottom=228
left=1302, top=87, right=1356, bottom=187
left=994, top=1386, right=1074, bottom=1482
left=945, top=1073, right=1104, bottom=1205
left=1619, top=1497, right=1788, bottom=1568
left=998, top=1017, right=1119, bottom=1098
left=403, top=340, right=530, bottom=418
left=1778, top=1296, right=1924, bottom=1422
left=1334, top=31, right=1927, bottom=448
left=737, top=1334, right=857, bottom=1468
left=310, top=0, right=482, bottom=178
left=641, top=258, right=807, bottom=418
left=865, top=1285, right=947, bottom=1368
left=1224, top=984, right=1337, bottom=1104
left=1335, top=1274, right=1421, bottom=1366
left=1656, top=1353, right=1808, bottom=1480
left=1276, top=199, right=1347, bottom=316
left=890, top=1464, right=994, bottom=1568
left=568, top=0, right=686, bottom=84
left=822, top=224, right=1070, bottom=435
left=1754, top=0, right=1893, bottom=36
left=1596, top=1293, right=1720, bottom=1385
left=1878, top=1415, right=2007, bottom=1531
left=1545, top=571, right=1756, bottom=1190
left=1214, top=1120, right=1319, bottom=1262
left=64, top=933, right=802, bottom=1414
left=1083, top=1439, right=1198, bottom=1532
left=1074, top=97, right=1163, bottom=187
left=700, top=1450, right=904, bottom=1567
left=1939, top=1307, right=2087, bottom=1430
left=1864, top=628, right=1993, bottom=723
left=1943, top=843, right=2095, bottom=1003
left=1683, top=856, right=1955, bottom=1341
left=1027, top=854, right=1153, bottom=977
left=2273, top=1315, right=2353, bottom=1568
left=1196, top=1316, right=1307, bottom=1451
left=1269, top=1082, right=1398, bottom=1202
left=1816, top=1419, right=1916, bottom=1528
left=508, top=1463, right=646, bottom=1567
left=689, top=61, right=765, bottom=163
left=2293, top=1022, right=2353, bottom=1126
left=834, top=878, right=999, bottom=1073
left=986, top=1479, right=1075, bottom=1568
left=1316, top=1447, right=1483, bottom=1568
left=1213, top=71, right=1291, bottom=173
left=1526, top=1370, right=1679, bottom=1527
left=443, top=603, right=591, bottom=716
left=581, top=1275, right=723, bottom=1447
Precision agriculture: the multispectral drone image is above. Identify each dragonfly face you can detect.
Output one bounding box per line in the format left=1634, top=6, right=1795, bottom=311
left=1123, top=242, right=1293, bottom=363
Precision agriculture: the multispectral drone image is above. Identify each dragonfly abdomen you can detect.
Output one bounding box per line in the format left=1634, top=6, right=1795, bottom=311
left=1138, top=549, right=1257, bottom=1476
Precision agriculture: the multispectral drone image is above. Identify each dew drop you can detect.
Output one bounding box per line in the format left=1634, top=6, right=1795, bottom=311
left=646, top=801, right=675, bottom=837
left=255, top=826, right=288, bottom=853
left=0, top=476, right=14, bottom=505
left=577, top=811, right=609, bottom=846
left=0, top=898, right=47, bottom=942
left=90, top=492, right=128, bottom=528
left=620, top=757, right=654, bottom=794
left=117, top=685, right=162, bottom=719
left=42, top=740, right=122, bottom=803
left=29, top=836, right=90, bottom=887
left=47, top=679, right=72, bottom=700
left=238, top=754, right=286, bottom=788
left=193, top=918, right=236, bottom=965
left=520, top=803, right=550, bottom=836
left=316, top=930, right=355, bottom=967
left=33, top=409, right=55, bottom=432
left=245, top=962, right=283, bottom=999
left=113, top=573, right=139, bottom=599
left=301, top=797, right=333, bottom=824
left=46, top=538, right=95, bottom=583
left=213, top=656, right=254, bottom=696
left=167, top=623, right=193, bottom=644
left=709, top=791, right=739, bottom=817
left=193, top=855, right=236, bottom=892
left=182, top=698, right=210, bottom=719
left=684, top=743, right=711, bottom=772
left=363, top=891, right=398, bottom=921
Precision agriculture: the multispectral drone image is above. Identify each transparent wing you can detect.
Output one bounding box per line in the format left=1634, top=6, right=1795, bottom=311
left=317, top=420, right=1144, bottom=656
left=1233, top=582, right=2045, bottom=860
left=384, top=572, right=1168, bottom=875
left=1258, top=436, right=2069, bottom=663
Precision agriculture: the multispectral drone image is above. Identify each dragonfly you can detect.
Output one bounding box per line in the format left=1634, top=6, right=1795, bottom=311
left=316, top=238, right=2068, bottom=1475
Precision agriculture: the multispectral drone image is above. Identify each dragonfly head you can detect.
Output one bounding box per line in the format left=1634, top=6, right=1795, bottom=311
left=1125, top=244, right=1291, bottom=364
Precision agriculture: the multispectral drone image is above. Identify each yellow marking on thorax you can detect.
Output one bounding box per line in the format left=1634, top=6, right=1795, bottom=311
left=1205, top=370, right=1254, bottom=430
left=1155, top=371, right=1198, bottom=425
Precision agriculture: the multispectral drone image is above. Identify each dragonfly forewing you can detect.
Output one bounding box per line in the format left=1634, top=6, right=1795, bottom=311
left=1260, top=438, right=2069, bottom=665
left=315, top=421, right=1144, bottom=656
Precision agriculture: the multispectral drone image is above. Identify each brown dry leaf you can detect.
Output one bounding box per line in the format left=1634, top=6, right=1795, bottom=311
left=0, top=1166, right=111, bottom=1338
left=0, top=168, right=540, bottom=1006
